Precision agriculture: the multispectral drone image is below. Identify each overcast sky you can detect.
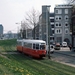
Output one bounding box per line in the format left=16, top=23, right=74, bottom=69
left=0, top=0, right=64, bottom=33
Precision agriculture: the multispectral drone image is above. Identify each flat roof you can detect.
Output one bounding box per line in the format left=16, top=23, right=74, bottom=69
left=55, top=4, right=73, bottom=8
left=17, top=39, right=46, bottom=44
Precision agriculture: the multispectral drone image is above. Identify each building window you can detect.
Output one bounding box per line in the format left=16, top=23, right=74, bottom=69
left=55, top=9, right=62, bottom=14
left=51, top=25, right=54, bottom=28
left=50, top=19, right=54, bottom=22
left=59, top=23, right=61, bottom=26
left=65, top=15, right=69, bottom=21
left=56, top=37, right=62, bottom=43
left=55, top=29, right=62, bottom=34
left=55, top=22, right=62, bottom=27
left=59, top=29, right=60, bottom=32
left=56, top=24, right=58, bottom=27
left=55, top=9, right=58, bottom=14
left=55, top=16, right=62, bottom=21
left=55, top=16, right=58, bottom=20
left=65, top=22, right=68, bottom=27
left=52, top=30, right=54, bottom=34
left=65, top=9, right=68, bottom=14
left=65, top=29, right=69, bottom=34
left=59, top=17, right=61, bottom=20
left=57, top=30, right=58, bottom=33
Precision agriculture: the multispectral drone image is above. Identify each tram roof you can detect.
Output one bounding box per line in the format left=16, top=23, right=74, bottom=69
left=17, top=39, right=46, bottom=44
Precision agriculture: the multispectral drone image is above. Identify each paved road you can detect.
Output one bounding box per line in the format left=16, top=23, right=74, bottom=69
left=55, top=47, right=75, bottom=56
left=51, top=47, right=75, bottom=67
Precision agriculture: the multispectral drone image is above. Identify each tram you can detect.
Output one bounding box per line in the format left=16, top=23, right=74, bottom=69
left=17, top=39, right=46, bottom=58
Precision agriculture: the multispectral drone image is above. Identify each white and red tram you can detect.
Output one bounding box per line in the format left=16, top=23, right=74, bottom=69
left=17, top=39, right=46, bottom=58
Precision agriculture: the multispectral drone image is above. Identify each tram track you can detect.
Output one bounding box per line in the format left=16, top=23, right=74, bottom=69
left=5, top=54, right=51, bottom=75
left=5, top=54, right=75, bottom=75
left=0, top=51, right=75, bottom=75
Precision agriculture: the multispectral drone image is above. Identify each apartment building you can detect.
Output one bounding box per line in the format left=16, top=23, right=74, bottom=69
left=39, top=6, right=51, bottom=45
left=54, top=4, right=72, bottom=45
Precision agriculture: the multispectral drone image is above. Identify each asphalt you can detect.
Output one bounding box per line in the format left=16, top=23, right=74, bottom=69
left=55, top=47, right=75, bottom=57
left=51, top=47, right=75, bottom=67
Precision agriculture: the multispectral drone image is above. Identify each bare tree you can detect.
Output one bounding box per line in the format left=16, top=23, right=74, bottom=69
left=22, top=8, right=40, bottom=39
left=64, top=0, right=75, bottom=4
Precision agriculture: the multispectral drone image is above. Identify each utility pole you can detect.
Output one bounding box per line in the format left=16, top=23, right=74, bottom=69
left=45, top=5, right=51, bottom=59
left=48, top=6, right=51, bottom=59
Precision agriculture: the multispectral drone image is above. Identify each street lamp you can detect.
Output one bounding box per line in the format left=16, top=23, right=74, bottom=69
left=15, top=21, right=22, bottom=39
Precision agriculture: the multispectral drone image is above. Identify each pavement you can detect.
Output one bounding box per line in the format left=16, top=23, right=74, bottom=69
left=51, top=47, right=75, bottom=67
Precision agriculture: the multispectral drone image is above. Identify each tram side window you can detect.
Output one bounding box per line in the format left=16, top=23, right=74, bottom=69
left=17, top=42, right=22, bottom=46
left=24, top=42, right=27, bottom=47
left=33, top=44, right=39, bottom=50
left=33, top=44, right=35, bottom=49
left=24, top=42, right=32, bottom=48
left=28, top=43, right=32, bottom=48
left=36, top=44, right=39, bottom=49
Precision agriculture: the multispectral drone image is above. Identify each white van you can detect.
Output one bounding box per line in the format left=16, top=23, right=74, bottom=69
left=62, top=42, right=67, bottom=47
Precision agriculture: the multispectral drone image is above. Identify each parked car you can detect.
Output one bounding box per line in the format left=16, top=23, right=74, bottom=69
left=54, top=43, right=60, bottom=50
left=46, top=45, right=54, bottom=54
left=62, top=42, right=67, bottom=47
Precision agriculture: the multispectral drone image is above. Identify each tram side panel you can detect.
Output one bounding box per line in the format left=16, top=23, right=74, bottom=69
left=17, top=40, right=23, bottom=52
left=17, top=45, right=23, bottom=52
left=22, top=47, right=33, bottom=55
left=22, top=47, right=41, bottom=58
left=32, top=49, right=41, bottom=58
left=22, top=44, right=46, bottom=58
left=38, top=50, right=46, bottom=57
left=22, top=42, right=33, bottom=56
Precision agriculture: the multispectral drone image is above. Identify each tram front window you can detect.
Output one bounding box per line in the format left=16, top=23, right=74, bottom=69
left=40, top=45, right=45, bottom=50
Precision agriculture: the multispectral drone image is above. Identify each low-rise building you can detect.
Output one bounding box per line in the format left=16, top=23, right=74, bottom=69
left=0, top=24, right=3, bottom=39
